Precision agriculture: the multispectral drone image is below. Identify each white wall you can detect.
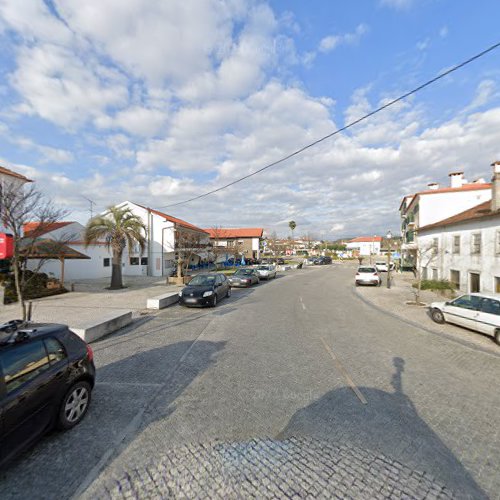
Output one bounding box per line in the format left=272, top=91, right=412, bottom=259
left=418, top=189, right=491, bottom=227
left=346, top=241, right=381, bottom=255
left=418, top=216, right=500, bottom=294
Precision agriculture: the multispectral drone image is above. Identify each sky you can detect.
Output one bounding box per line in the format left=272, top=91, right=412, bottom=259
left=1, top=0, right=500, bottom=240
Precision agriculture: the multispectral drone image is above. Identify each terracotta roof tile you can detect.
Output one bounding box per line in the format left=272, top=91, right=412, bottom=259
left=23, top=221, right=74, bottom=238
left=134, top=203, right=208, bottom=233
left=204, top=228, right=264, bottom=239
left=348, top=236, right=382, bottom=243
left=0, top=165, right=33, bottom=182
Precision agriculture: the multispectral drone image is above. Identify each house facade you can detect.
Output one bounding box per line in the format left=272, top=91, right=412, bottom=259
left=400, top=171, right=492, bottom=269
left=346, top=236, right=382, bottom=256
left=417, top=162, right=500, bottom=294
left=204, top=228, right=263, bottom=261
left=0, top=165, right=33, bottom=233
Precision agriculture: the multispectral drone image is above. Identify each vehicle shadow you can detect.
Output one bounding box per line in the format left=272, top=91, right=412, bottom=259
left=278, top=357, right=486, bottom=499
left=0, top=340, right=226, bottom=500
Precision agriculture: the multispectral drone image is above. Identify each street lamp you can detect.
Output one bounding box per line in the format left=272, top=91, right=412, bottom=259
left=386, top=230, right=392, bottom=289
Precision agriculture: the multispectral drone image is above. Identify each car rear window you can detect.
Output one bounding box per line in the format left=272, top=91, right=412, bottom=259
left=358, top=267, right=376, bottom=273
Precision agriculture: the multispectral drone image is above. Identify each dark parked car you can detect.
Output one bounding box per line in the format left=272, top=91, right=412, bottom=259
left=0, top=320, right=95, bottom=467
left=228, top=268, right=260, bottom=287
left=313, top=256, right=332, bottom=265
left=179, top=273, right=231, bottom=307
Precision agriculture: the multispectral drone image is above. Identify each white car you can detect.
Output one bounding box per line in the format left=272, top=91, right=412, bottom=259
left=430, top=293, right=500, bottom=345
left=375, top=261, right=395, bottom=272
left=255, top=264, right=277, bottom=280
left=355, top=266, right=381, bottom=286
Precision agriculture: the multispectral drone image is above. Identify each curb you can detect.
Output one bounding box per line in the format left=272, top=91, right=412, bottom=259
left=353, top=287, right=500, bottom=359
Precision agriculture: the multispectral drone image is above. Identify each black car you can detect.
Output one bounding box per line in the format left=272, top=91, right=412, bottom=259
left=0, top=320, right=95, bottom=467
left=313, top=256, right=332, bottom=265
left=179, top=273, right=231, bottom=307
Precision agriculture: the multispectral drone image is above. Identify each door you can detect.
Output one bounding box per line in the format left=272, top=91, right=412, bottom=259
left=443, top=295, right=481, bottom=329
left=470, top=272, right=480, bottom=293
left=0, top=340, right=66, bottom=463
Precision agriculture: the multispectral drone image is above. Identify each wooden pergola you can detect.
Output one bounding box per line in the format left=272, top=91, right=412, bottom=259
left=23, top=240, right=91, bottom=288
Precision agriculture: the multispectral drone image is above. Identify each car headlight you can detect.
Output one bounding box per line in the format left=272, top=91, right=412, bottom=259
left=203, top=290, right=213, bottom=297
left=178, top=291, right=183, bottom=297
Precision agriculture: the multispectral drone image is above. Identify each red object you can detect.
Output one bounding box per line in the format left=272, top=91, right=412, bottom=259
left=86, top=344, right=94, bottom=362
left=0, top=233, right=14, bottom=259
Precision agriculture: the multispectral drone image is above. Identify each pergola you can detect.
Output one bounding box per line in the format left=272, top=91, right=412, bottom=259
left=23, top=239, right=91, bottom=288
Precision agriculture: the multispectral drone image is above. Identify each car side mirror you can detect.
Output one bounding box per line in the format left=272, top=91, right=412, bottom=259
left=444, top=301, right=451, bottom=306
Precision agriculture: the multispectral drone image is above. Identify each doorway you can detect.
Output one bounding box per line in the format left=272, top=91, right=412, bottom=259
left=469, top=272, right=480, bottom=293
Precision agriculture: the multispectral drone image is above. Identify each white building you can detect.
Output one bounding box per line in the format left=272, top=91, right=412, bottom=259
left=346, top=236, right=382, bottom=256
left=0, top=164, right=33, bottom=233
left=417, top=162, right=500, bottom=294
left=27, top=201, right=210, bottom=280
left=203, top=228, right=263, bottom=262
left=400, top=171, right=492, bottom=268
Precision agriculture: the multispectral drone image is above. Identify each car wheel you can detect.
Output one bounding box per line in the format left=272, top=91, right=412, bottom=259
left=58, top=381, right=92, bottom=430
left=211, top=294, right=218, bottom=307
left=494, top=329, right=500, bottom=346
left=431, top=308, right=445, bottom=324
left=355, top=282, right=359, bottom=287
left=226, top=287, right=231, bottom=298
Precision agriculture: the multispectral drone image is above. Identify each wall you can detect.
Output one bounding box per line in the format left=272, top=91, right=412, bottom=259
left=346, top=241, right=381, bottom=256
left=418, top=216, right=500, bottom=294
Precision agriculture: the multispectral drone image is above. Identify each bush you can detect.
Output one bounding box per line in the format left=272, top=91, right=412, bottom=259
left=2, top=270, right=66, bottom=304
left=412, top=279, right=455, bottom=291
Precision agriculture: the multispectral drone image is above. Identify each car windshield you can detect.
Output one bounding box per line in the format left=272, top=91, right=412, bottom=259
left=358, top=267, right=376, bottom=273
left=257, top=266, right=270, bottom=270
left=188, top=275, right=216, bottom=286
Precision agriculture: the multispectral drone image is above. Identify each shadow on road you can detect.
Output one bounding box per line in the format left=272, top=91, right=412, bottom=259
left=279, top=357, right=486, bottom=499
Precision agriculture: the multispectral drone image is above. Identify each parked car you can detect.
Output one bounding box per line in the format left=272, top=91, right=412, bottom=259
left=228, top=268, right=260, bottom=287
left=314, top=256, right=332, bottom=265
left=179, top=273, right=230, bottom=307
left=276, top=258, right=285, bottom=265
left=255, top=264, right=277, bottom=280
left=355, top=266, right=381, bottom=286
left=430, top=293, right=500, bottom=345
left=0, top=321, right=95, bottom=467
left=375, top=261, right=395, bottom=272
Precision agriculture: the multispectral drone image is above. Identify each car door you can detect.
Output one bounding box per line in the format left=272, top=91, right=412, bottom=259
left=220, top=274, right=229, bottom=297
left=476, top=298, right=500, bottom=336
left=0, top=340, right=54, bottom=463
left=215, top=275, right=224, bottom=299
left=443, top=295, right=480, bottom=329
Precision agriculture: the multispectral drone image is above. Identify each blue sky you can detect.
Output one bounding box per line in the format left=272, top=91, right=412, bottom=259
left=1, top=0, right=500, bottom=238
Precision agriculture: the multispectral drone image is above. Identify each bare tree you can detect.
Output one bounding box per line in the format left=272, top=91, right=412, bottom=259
left=1, top=181, right=68, bottom=320
left=175, top=229, right=209, bottom=277
left=413, top=240, right=439, bottom=305
left=209, top=226, right=226, bottom=270
left=266, top=231, right=280, bottom=256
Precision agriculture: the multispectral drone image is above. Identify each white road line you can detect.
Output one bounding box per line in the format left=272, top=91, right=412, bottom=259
left=319, top=336, right=367, bottom=405
left=301, top=302, right=306, bottom=310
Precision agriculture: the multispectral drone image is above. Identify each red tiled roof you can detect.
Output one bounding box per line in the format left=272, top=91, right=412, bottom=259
left=349, top=236, right=382, bottom=243
left=419, top=201, right=500, bottom=231
left=0, top=165, right=33, bottom=182
left=23, top=221, right=74, bottom=238
left=203, top=228, right=264, bottom=239
left=134, top=204, right=208, bottom=233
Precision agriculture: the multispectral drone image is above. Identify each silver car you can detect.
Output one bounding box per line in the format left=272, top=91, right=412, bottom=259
left=255, top=264, right=277, bottom=280
left=228, top=268, right=260, bottom=287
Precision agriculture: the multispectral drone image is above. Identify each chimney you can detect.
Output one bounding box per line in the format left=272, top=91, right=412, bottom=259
left=427, top=182, right=439, bottom=190
left=448, top=171, right=464, bottom=188
left=492, top=161, right=500, bottom=212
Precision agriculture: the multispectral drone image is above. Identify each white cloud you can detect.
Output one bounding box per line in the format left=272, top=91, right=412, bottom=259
left=439, top=26, right=449, bottom=38
left=379, top=0, right=414, bottom=9
left=461, top=79, right=498, bottom=114
left=319, top=24, right=368, bottom=53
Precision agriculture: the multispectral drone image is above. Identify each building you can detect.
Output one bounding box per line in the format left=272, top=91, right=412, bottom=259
left=203, top=228, right=264, bottom=261
left=346, top=236, right=382, bottom=256
left=0, top=165, right=33, bottom=233
left=417, top=161, right=500, bottom=294
left=27, top=202, right=210, bottom=280
left=400, top=171, right=492, bottom=268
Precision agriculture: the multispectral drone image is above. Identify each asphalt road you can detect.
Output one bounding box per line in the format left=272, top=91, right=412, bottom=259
left=1, top=264, right=499, bottom=499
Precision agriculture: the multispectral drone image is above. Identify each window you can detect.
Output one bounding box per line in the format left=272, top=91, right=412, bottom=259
left=432, top=268, right=438, bottom=280
left=422, top=267, right=428, bottom=280
left=496, top=277, right=500, bottom=294
left=480, top=298, right=500, bottom=316
left=496, top=231, right=500, bottom=255
left=451, top=295, right=481, bottom=311
left=0, top=341, right=50, bottom=393
left=452, top=235, right=460, bottom=254
left=44, top=337, right=67, bottom=364
left=103, top=258, right=110, bottom=267
left=141, top=257, right=148, bottom=265
left=129, top=257, right=139, bottom=265
left=471, top=233, right=481, bottom=255
left=450, top=270, right=460, bottom=289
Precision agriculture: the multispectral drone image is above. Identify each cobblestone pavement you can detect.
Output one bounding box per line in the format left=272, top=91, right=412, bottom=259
left=94, top=437, right=453, bottom=499
left=2, top=265, right=499, bottom=499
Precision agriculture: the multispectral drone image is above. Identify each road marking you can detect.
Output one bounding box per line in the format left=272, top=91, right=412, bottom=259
left=319, top=337, right=367, bottom=405
left=301, top=303, right=306, bottom=310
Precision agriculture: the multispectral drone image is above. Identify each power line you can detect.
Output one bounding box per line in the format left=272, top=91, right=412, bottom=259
left=160, top=40, right=500, bottom=209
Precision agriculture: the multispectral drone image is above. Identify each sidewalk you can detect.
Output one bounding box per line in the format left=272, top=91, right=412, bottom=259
left=356, top=272, right=500, bottom=356
left=0, top=275, right=183, bottom=329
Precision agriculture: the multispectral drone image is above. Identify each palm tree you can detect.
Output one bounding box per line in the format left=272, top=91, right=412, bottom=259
left=288, top=220, right=297, bottom=241
left=85, top=206, right=147, bottom=289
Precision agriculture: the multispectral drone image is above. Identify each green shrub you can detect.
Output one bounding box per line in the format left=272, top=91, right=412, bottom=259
left=412, top=279, right=455, bottom=291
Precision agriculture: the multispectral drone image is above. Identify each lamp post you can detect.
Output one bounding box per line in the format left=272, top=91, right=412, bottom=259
left=386, top=230, right=392, bottom=289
